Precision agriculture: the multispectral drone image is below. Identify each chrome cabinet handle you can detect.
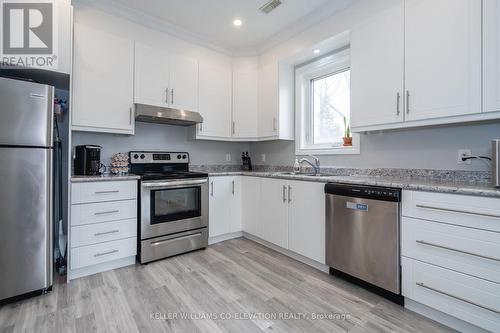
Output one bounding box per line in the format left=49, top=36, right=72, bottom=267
left=199, top=123, right=203, bottom=132
left=94, top=249, right=118, bottom=257
left=273, top=118, right=278, bottom=131
left=282, top=185, right=287, bottom=202
left=415, top=204, right=500, bottom=219
left=129, top=107, right=133, bottom=125
left=416, top=282, right=500, bottom=315
left=210, top=181, right=214, bottom=196
left=232, top=180, right=235, bottom=195
left=232, top=121, right=235, bottom=135
left=94, top=190, right=119, bottom=194
left=94, top=230, right=119, bottom=236
left=288, top=185, right=291, bottom=203
left=416, top=240, right=500, bottom=262
left=165, top=88, right=169, bottom=104
left=396, top=92, right=401, bottom=115
left=406, top=90, right=410, bottom=114
left=171, top=89, right=174, bottom=105
left=94, top=210, right=119, bottom=216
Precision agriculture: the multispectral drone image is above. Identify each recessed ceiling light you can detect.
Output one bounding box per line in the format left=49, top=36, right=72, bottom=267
left=233, top=19, right=243, bottom=27
left=313, top=49, right=321, bottom=54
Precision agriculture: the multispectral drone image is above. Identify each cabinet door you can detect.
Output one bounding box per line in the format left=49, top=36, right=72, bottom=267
left=404, top=0, right=481, bottom=121
left=350, top=1, right=404, bottom=129
left=198, top=62, right=232, bottom=138
left=258, top=62, right=279, bottom=138
left=208, top=177, right=232, bottom=238
left=134, top=42, right=170, bottom=107
left=288, top=181, right=326, bottom=264
left=72, top=24, right=134, bottom=134
left=229, top=177, right=242, bottom=233
left=241, top=176, right=261, bottom=237
left=484, top=0, right=500, bottom=113
left=232, top=67, right=258, bottom=139
left=260, top=178, right=288, bottom=248
left=169, top=54, right=198, bottom=112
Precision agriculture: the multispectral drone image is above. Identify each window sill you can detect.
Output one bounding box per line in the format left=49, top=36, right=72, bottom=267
left=296, top=145, right=360, bottom=156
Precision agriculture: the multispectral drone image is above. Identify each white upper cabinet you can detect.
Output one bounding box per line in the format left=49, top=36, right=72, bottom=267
left=232, top=62, right=259, bottom=139
left=258, top=62, right=279, bottom=138
left=134, top=43, right=170, bottom=107
left=484, top=0, right=500, bottom=113
left=404, top=0, right=481, bottom=121
left=72, top=24, right=134, bottom=134
left=350, top=1, right=404, bottom=129
left=169, top=54, right=198, bottom=111
left=197, top=61, right=232, bottom=139
left=134, top=44, right=198, bottom=111
left=55, top=0, right=72, bottom=74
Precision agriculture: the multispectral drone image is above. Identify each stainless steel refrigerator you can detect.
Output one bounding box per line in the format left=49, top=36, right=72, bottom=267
left=0, top=77, right=53, bottom=301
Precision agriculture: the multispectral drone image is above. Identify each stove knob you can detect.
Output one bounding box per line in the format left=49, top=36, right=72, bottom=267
left=140, top=154, right=145, bottom=159
left=133, top=154, right=139, bottom=159
left=177, top=154, right=182, bottom=159
left=182, top=154, right=187, bottom=159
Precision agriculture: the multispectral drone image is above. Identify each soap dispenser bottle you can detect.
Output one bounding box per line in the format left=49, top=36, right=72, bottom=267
left=293, top=157, right=301, bottom=174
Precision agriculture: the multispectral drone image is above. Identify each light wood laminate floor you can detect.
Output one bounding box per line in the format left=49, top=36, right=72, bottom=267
left=0, top=238, right=455, bottom=333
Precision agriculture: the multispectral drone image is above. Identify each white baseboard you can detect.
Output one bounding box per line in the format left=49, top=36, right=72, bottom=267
left=242, top=232, right=329, bottom=273
left=405, top=299, right=489, bottom=333
left=209, top=231, right=243, bottom=245
left=68, top=256, right=136, bottom=280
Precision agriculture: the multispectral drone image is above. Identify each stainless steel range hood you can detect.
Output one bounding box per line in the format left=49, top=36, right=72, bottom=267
left=135, top=103, right=203, bottom=126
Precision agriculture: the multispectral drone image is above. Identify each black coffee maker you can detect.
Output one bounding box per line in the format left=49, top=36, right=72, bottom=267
left=74, top=145, right=102, bottom=175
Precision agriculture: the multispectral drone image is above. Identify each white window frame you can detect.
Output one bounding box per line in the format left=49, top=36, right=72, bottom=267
left=295, top=49, right=360, bottom=155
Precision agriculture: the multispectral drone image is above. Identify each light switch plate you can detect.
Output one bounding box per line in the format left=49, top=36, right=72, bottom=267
left=225, top=153, right=231, bottom=162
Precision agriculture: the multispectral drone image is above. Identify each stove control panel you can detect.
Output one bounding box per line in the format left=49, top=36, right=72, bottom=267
left=129, top=151, right=189, bottom=164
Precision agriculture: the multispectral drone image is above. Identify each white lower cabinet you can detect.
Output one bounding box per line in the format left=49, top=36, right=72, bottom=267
left=402, top=190, right=500, bottom=332
left=240, top=177, right=326, bottom=263
left=287, top=181, right=326, bottom=264
left=69, top=180, right=137, bottom=279
left=208, top=176, right=242, bottom=239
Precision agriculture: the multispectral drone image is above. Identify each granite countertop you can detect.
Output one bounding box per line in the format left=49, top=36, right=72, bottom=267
left=208, top=171, right=500, bottom=198
left=71, top=174, right=141, bottom=182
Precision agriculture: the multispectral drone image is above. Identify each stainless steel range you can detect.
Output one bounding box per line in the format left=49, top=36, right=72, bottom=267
left=130, top=151, right=208, bottom=263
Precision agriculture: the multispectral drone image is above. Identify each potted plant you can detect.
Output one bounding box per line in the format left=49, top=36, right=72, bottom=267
left=343, top=116, right=352, bottom=146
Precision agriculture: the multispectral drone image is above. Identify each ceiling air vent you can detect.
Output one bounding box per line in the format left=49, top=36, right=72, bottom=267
left=259, top=0, right=283, bottom=14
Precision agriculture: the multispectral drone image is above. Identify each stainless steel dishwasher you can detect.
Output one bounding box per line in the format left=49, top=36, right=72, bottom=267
left=325, top=183, right=402, bottom=303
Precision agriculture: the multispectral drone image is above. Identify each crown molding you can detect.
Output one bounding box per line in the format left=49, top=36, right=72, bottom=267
left=72, top=0, right=358, bottom=57
left=72, top=0, right=237, bottom=56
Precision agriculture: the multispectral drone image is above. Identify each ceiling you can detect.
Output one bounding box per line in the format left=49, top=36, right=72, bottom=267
left=96, top=0, right=354, bottom=55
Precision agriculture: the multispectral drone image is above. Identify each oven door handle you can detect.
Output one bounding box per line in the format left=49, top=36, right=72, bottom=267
left=142, top=179, right=208, bottom=188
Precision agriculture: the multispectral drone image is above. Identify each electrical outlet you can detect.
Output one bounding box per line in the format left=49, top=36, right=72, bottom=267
left=457, top=149, right=472, bottom=165
left=261, top=154, right=266, bottom=162
left=225, top=153, right=231, bottom=162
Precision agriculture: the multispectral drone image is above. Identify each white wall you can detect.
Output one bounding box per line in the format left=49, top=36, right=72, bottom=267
left=73, top=122, right=250, bottom=166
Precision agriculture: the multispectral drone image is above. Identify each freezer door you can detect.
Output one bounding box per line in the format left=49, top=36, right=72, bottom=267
left=0, top=148, right=52, bottom=300
left=0, top=77, right=54, bottom=147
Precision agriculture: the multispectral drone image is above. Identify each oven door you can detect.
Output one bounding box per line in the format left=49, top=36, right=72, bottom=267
left=140, top=178, right=208, bottom=239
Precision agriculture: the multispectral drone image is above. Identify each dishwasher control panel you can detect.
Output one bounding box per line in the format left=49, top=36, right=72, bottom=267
left=325, top=183, right=401, bottom=202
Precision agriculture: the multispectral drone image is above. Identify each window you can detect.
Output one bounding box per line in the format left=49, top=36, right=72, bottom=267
left=295, top=49, right=359, bottom=155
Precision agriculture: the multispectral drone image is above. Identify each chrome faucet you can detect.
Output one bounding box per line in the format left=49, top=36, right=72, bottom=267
left=299, top=155, right=320, bottom=175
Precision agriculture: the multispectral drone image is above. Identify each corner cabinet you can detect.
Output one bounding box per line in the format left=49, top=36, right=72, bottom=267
left=484, top=0, right=500, bottom=113
left=72, top=24, right=135, bottom=134
left=351, top=0, right=482, bottom=132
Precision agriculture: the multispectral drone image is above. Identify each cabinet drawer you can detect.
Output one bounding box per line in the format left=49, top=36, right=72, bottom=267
left=71, top=200, right=136, bottom=226
left=71, top=180, right=137, bottom=204
left=71, top=237, right=136, bottom=269
left=402, top=258, right=500, bottom=332
left=402, top=190, right=500, bottom=232
left=402, top=217, right=500, bottom=283
left=71, top=219, right=137, bottom=248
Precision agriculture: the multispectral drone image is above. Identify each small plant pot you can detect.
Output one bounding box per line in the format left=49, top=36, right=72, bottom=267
left=343, top=137, right=353, bottom=147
